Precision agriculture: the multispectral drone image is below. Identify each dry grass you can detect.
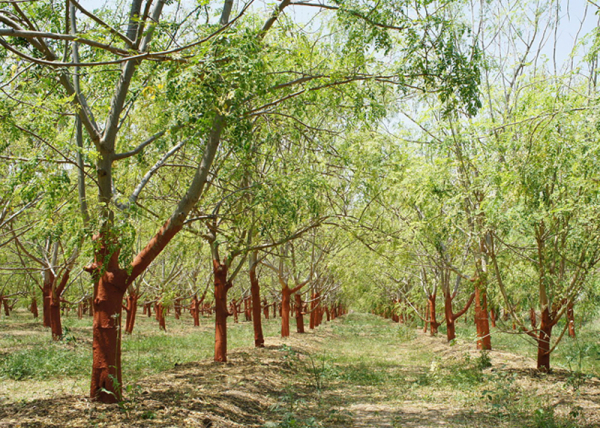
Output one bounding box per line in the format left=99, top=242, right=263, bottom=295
left=0, top=310, right=599, bottom=427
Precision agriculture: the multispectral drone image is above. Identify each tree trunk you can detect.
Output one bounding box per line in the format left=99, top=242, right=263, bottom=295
left=2, top=298, right=10, bottom=317
left=489, top=307, right=496, bottom=328
left=190, top=295, right=200, bottom=326
left=156, top=302, right=166, bottom=331
left=309, top=292, right=316, bottom=330
left=537, top=307, right=553, bottom=372
left=281, top=286, right=292, bottom=337
left=530, top=307, right=537, bottom=328
left=86, top=243, right=128, bottom=404
left=444, top=294, right=456, bottom=341
left=474, top=287, right=491, bottom=350
left=49, top=294, right=62, bottom=340
left=124, top=293, right=139, bottom=334
left=213, top=260, right=231, bottom=362
left=231, top=299, right=239, bottom=323
left=174, top=298, right=182, bottom=320
left=42, top=274, right=54, bottom=328
left=30, top=297, right=39, bottom=318
left=295, top=293, right=305, bottom=333
left=567, top=303, right=575, bottom=338
left=263, top=299, right=269, bottom=319
left=249, top=263, right=264, bottom=347
left=428, top=294, right=439, bottom=335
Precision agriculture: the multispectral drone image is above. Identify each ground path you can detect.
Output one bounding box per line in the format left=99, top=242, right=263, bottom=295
left=1, top=312, right=599, bottom=427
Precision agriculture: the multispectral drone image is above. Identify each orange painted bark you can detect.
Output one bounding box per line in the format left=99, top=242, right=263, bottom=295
left=428, top=294, right=440, bottom=335
left=213, top=260, right=231, bottom=362
left=295, top=293, right=305, bottom=333
left=249, top=264, right=265, bottom=347
left=281, top=286, right=292, bottom=337
left=30, top=297, right=39, bottom=319
left=537, top=308, right=553, bottom=372
left=124, top=293, right=139, bottom=334
left=474, top=287, right=491, bottom=350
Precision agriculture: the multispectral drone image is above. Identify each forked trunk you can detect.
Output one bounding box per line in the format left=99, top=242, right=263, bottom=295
left=295, top=293, right=305, bottom=333
left=537, top=307, right=553, bottom=372
left=213, top=260, right=231, bottom=362
left=89, top=268, right=128, bottom=403
left=249, top=264, right=264, bottom=347
left=281, top=286, right=292, bottom=337
left=124, top=293, right=139, bottom=334
left=85, top=240, right=129, bottom=404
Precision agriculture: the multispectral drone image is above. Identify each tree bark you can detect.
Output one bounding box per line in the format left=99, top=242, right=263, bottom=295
left=190, top=295, right=201, bottom=326
left=124, top=293, right=139, bottom=334
left=86, top=241, right=128, bottom=403
left=567, top=303, right=576, bottom=338
left=474, top=286, right=491, bottom=350
left=249, top=261, right=265, bottom=347
left=537, top=307, right=553, bottom=372
left=213, top=260, right=231, bottom=362
left=281, top=285, right=292, bottom=337
left=30, top=297, right=39, bottom=318
left=295, top=293, right=305, bottom=333
left=428, top=294, right=440, bottom=335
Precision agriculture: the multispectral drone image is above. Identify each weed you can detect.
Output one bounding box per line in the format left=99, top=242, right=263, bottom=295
left=531, top=406, right=579, bottom=428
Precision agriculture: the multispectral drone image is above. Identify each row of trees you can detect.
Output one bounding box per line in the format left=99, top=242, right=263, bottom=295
left=0, top=0, right=598, bottom=405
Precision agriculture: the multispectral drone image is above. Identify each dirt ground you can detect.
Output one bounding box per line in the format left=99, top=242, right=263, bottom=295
left=1, top=313, right=599, bottom=427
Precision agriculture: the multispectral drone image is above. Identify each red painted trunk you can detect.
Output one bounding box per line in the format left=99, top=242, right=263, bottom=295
left=490, top=308, right=496, bottom=328
left=190, top=295, right=200, bottom=326
left=30, top=297, right=39, bottom=319
left=249, top=266, right=264, bottom=347
left=263, top=299, right=269, bottom=319
left=49, top=295, right=62, bottom=340
left=86, top=241, right=129, bottom=404
left=2, top=298, right=10, bottom=316
left=213, top=260, right=231, bottom=362
left=124, top=293, right=139, bottom=334
left=244, top=297, right=252, bottom=321
left=174, top=298, right=182, bottom=320
left=295, top=293, right=305, bottom=333
left=231, top=299, right=239, bottom=323
left=42, top=275, right=53, bottom=328
left=474, top=287, right=491, bottom=350
left=281, top=286, right=292, bottom=337
left=444, top=294, right=455, bottom=341
left=537, top=308, right=553, bottom=372
left=428, top=294, right=439, bottom=335
left=90, top=268, right=128, bottom=403
left=156, top=303, right=166, bottom=331
left=530, top=307, right=537, bottom=328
